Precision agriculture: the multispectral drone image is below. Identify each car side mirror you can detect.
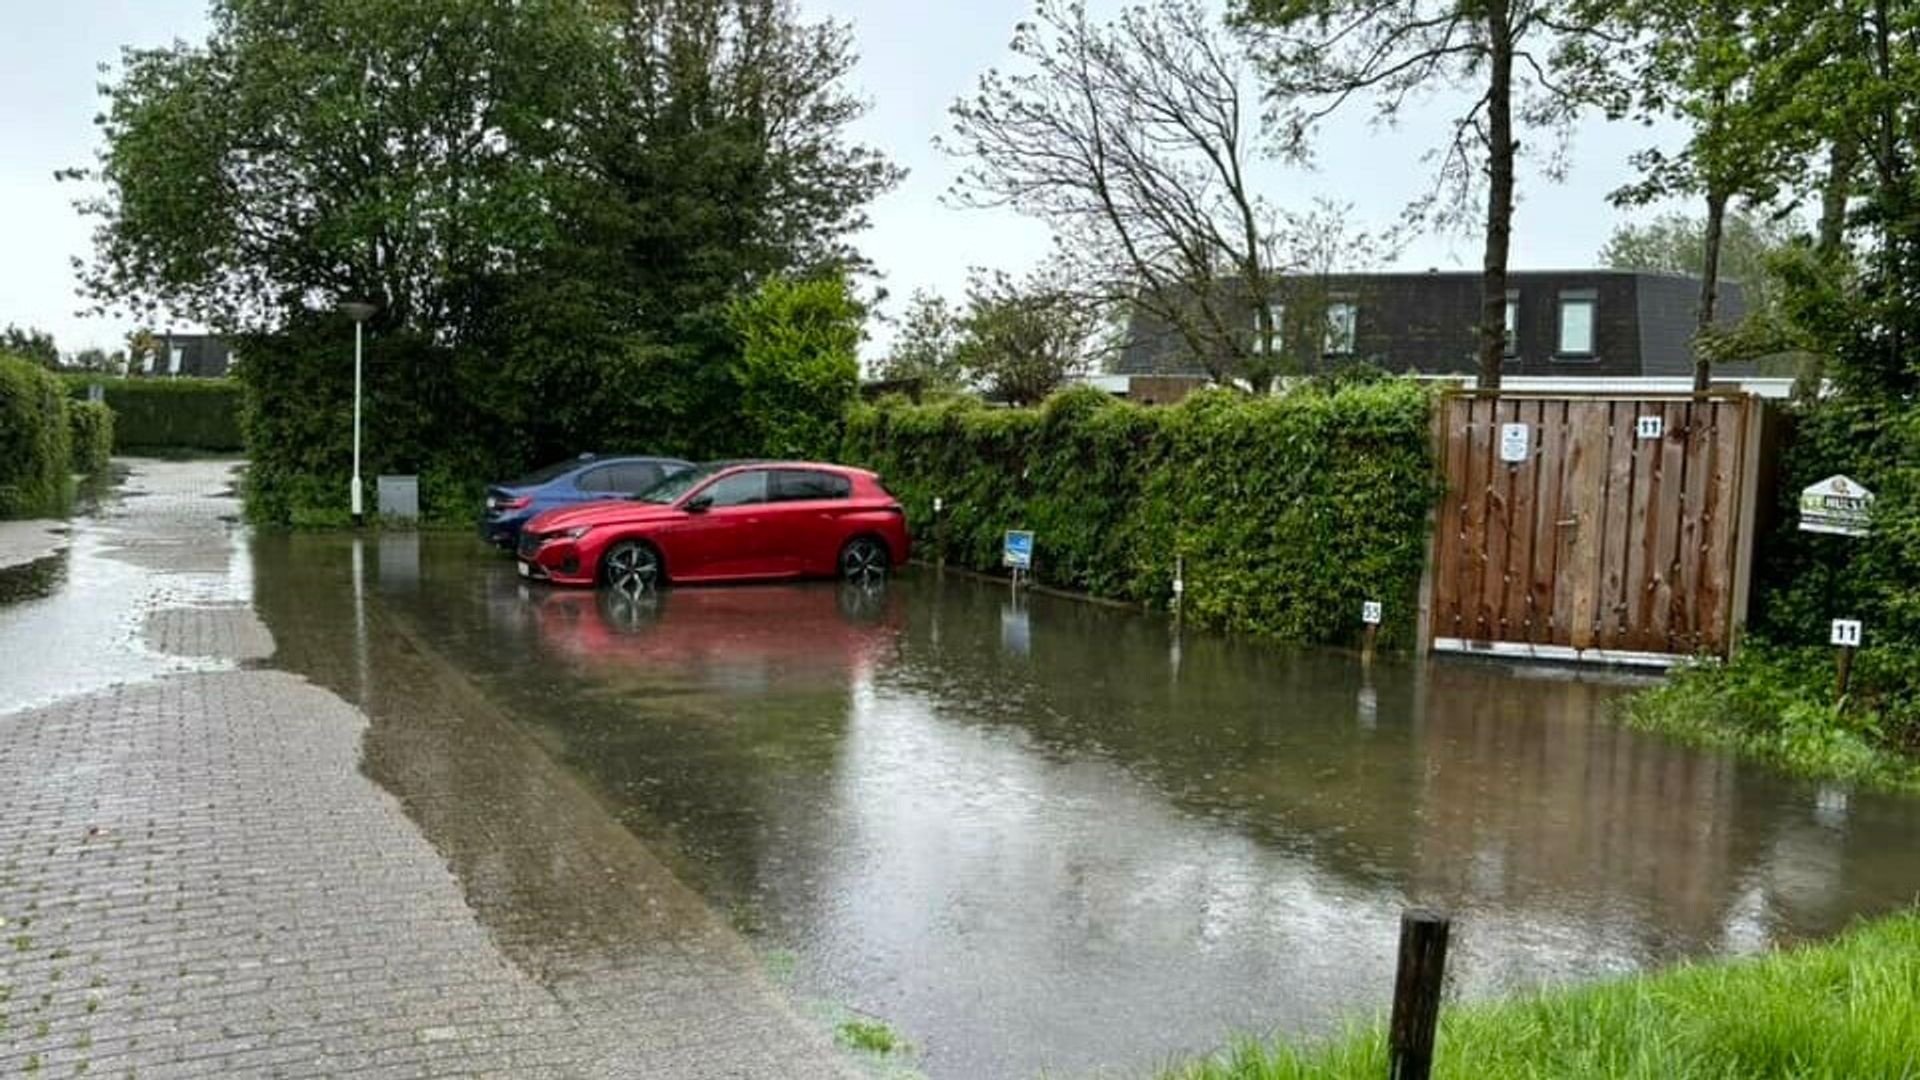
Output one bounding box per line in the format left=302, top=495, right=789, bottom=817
left=684, top=494, right=712, bottom=514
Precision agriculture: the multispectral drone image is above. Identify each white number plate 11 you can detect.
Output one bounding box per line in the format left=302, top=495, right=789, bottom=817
left=1831, top=619, right=1863, bottom=647
left=1636, top=415, right=1664, bottom=439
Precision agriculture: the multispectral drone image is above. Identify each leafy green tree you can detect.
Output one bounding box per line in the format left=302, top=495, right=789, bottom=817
left=1, top=325, right=58, bottom=368
left=957, top=268, right=1100, bottom=406
left=728, top=274, right=863, bottom=459
left=1606, top=0, right=1823, bottom=387
left=70, top=0, right=606, bottom=336
left=877, top=291, right=966, bottom=392
left=1232, top=0, right=1628, bottom=390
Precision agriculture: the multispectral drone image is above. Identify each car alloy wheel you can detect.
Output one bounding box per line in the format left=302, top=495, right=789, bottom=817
left=603, top=541, right=661, bottom=594
left=840, top=537, right=887, bottom=582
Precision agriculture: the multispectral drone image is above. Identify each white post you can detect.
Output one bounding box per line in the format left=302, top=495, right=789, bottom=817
left=350, top=318, right=364, bottom=526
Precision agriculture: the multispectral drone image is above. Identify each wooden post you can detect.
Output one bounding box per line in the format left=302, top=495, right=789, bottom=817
left=1387, top=909, right=1451, bottom=1080
left=1836, top=644, right=1855, bottom=702
left=1362, top=623, right=1379, bottom=665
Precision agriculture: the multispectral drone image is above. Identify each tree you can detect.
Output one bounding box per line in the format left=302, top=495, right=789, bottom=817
left=0, top=325, right=58, bottom=368
left=956, top=267, right=1101, bottom=405
left=69, top=0, right=608, bottom=337
left=947, top=0, right=1359, bottom=391
left=1233, top=0, right=1627, bottom=389
left=728, top=273, right=863, bottom=459
left=877, top=291, right=967, bottom=392
left=1606, top=0, right=1823, bottom=388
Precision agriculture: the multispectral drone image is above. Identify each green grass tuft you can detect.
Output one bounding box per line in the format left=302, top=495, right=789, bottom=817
left=837, top=1018, right=902, bottom=1055
left=1164, top=910, right=1920, bottom=1080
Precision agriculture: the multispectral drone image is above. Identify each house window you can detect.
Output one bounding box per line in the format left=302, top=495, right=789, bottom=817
left=1324, top=301, right=1357, bottom=355
left=1254, top=302, right=1285, bottom=354
left=1503, top=294, right=1519, bottom=358
left=1557, top=292, right=1596, bottom=357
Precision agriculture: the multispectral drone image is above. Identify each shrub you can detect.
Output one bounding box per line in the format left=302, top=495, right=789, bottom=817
left=843, top=380, right=1438, bottom=648
left=60, top=375, right=242, bottom=451
left=237, top=315, right=493, bottom=526
left=0, top=353, right=73, bottom=518
left=67, top=400, right=116, bottom=476
left=729, top=274, right=862, bottom=460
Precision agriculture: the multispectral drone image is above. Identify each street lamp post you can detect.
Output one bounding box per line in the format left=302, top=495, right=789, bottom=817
left=338, top=301, right=378, bottom=527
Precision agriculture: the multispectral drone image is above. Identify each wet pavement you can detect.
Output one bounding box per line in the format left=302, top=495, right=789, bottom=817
left=0, top=461, right=851, bottom=1079
left=6, top=464, right=1920, bottom=1079
left=261, top=532, right=1920, bottom=1080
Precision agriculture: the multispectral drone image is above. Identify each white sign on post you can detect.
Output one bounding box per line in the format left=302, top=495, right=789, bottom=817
left=1636, top=415, right=1664, bottom=439
left=1831, top=619, right=1863, bottom=648
left=1499, top=423, right=1530, bottom=463
left=1800, top=475, right=1874, bottom=537
left=1361, top=600, right=1383, bottom=625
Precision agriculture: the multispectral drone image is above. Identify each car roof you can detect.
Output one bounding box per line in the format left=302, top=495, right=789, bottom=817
left=700, top=459, right=871, bottom=475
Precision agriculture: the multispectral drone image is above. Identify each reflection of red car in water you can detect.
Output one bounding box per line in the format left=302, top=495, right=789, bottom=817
left=516, top=462, right=910, bottom=590
left=527, top=581, right=902, bottom=682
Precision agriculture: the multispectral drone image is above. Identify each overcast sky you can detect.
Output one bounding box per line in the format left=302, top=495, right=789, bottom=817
left=1, top=0, right=1684, bottom=357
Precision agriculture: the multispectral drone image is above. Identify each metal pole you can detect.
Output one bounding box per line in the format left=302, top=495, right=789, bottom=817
left=351, top=319, right=364, bottom=527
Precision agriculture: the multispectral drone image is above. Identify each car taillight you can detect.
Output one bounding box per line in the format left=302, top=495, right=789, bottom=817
left=881, top=503, right=905, bottom=516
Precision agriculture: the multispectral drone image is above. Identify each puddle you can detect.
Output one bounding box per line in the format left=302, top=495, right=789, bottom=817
left=248, top=533, right=1920, bottom=1080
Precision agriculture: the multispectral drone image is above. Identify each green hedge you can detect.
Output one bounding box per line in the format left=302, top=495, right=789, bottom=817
left=843, top=380, right=1439, bottom=648
left=0, top=353, right=74, bottom=518
left=61, top=375, right=243, bottom=451
left=67, top=400, right=116, bottom=476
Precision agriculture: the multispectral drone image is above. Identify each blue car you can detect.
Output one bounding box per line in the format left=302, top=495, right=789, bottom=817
left=478, top=453, right=692, bottom=548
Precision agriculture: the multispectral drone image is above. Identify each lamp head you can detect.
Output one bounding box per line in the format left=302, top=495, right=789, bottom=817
left=337, top=301, right=378, bottom=324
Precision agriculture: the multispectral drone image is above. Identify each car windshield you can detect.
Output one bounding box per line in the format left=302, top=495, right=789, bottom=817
left=633, top=463, right=723, bottom=504
left=508, top=457, right=592, bottom=487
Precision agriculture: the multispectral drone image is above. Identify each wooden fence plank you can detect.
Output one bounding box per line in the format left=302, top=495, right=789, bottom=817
left=1596, top=402, right=1637, bottom=650
left=1674, top=400, right=1714, bottom=653
left=1464, top=398, right=1495, bottom=641
left=1563, top=402, right=1608, bottom=651
left=1532, top=399, right=1570, bottom=645
left=1697, top=402, right=1741, bottom=653
left=1648, top=400, right=1687, bottom=653
left=1430, top=397, right=1465, bottom=641
left=1503, top=399, right=1541, bottom=644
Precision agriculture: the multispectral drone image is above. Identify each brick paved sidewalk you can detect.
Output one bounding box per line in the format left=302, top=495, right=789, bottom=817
left=0, top=461, right=852, bottom=1079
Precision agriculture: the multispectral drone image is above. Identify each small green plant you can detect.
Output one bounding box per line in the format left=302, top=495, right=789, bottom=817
left=836, top=1018, right=901, bottom=1055
left=10, top=935, right=31, bottom=952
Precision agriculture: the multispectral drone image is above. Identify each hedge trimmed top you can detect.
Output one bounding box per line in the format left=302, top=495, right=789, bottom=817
left=844, top=379, right=1438, bottom=648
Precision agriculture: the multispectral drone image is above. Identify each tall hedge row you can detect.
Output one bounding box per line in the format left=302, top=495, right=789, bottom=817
left=843, top=380, right=1439, bottom=647
left=61, top=376, right=243, bottom=451
left=0, top=354, right=74, bottom=517
left=67, top=401, right=116, bottom=476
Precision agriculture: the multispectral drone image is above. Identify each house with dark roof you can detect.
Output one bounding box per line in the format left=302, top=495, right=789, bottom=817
left=140, top=333, right=236, bottom=378
left=1113, top=270, right=1749, bottom=381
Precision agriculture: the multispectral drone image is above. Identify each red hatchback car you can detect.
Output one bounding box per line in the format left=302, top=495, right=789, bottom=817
left=515, top=461, right=910, bottom=590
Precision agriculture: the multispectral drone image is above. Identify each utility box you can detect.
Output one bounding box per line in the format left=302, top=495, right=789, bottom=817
left=377, top=475, right=420, bottom=522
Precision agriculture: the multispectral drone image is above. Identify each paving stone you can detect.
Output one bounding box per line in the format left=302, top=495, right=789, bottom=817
left=0, top=460, right=854, bottom=1079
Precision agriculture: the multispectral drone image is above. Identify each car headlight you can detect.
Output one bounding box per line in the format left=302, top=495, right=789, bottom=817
left=565, top=525, right=593, bottom=540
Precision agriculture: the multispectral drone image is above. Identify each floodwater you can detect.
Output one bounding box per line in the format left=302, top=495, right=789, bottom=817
left=231, top=533, right=1920, bottom=1079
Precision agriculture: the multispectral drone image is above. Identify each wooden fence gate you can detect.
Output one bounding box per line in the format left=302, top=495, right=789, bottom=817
left=1426, top=391, right=1765, bottom=665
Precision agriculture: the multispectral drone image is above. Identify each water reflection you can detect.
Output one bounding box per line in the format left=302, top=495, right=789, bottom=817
left=250, top=536, right=1920, bottom=1080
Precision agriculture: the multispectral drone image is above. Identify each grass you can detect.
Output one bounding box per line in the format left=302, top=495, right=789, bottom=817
left=836, top=1018, right=903, bottom=1056
left=1621, top=646, right=1920, bottom=794
left=1164, top=910, right=1920, bottom=1080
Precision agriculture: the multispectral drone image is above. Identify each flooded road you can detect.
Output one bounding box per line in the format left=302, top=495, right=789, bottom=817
left=249, top=533, right=1920, bottom=1080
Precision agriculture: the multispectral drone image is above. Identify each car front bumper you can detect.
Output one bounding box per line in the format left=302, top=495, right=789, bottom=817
left=516, top=533, right=594, bottom=586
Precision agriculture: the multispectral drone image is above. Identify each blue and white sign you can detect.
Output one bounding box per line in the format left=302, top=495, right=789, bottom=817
left=1003, top=529, right=1034, bottom=570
